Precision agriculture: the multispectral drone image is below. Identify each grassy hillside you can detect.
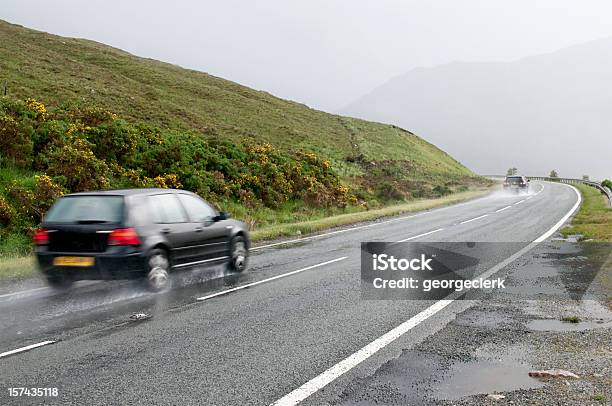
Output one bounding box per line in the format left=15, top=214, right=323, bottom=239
left=0, top=20, right=475, bottom=182
left=0, top=20, right=487, bottom=255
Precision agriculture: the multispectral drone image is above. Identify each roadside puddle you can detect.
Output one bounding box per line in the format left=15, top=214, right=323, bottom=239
left=434, top=344, right=543, bottom=401
left=528, top=318, right=612, bottom=332
left=336, top=345, right=543, bottom=405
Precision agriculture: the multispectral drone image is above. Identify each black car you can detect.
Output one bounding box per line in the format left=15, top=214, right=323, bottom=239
left=34, top=189, right=250, bottom=291
left=503, top=175, right=530, bottom=193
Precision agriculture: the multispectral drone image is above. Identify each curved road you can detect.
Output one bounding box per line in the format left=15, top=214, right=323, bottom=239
left=0, top=181, right=580, bottom=405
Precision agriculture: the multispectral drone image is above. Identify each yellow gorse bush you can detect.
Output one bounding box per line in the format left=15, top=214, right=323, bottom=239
left=25, top=98, right=48, bottom=120
left=154, top=174, right=182, bottom=189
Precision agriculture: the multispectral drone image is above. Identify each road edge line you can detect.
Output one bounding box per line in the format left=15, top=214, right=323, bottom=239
left=0, top=340, right=56, bottom=359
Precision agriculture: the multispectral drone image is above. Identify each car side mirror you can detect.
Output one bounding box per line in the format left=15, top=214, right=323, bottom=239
left=213, top=212, right=230, bottom=222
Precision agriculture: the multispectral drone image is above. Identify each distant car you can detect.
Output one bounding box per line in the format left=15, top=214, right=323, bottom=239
left=34, top=189, right=250, bottom=291
left=503, top=176, right=530, bottom=193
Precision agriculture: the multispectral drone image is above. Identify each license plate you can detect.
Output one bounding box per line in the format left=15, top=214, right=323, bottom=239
left=53, top=256, right=95, bottom=267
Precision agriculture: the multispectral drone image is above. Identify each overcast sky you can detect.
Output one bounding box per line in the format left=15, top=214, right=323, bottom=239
left=3, top=0, right=612, bottom=112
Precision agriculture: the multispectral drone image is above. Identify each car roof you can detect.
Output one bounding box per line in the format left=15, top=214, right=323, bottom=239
left=65, top=188, right=190, bottom=197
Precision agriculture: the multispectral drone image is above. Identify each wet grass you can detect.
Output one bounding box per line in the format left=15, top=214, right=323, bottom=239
left=560, top=315, right=581, bottom=324
left=0, top=254, right=37, bottom=280
left=593, top=394, right=607, bottom=403
left=562, top=184, right=612, bottom=241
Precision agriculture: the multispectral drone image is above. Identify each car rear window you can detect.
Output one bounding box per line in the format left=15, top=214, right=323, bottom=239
left=506, top=177, right=523, bottom=182
left=44, top=195, right=124, bottom=224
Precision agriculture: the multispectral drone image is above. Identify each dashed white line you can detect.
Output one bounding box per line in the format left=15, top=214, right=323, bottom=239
left=396, top=228, right=445, bottom=243
left=495, top=205, right=512, bottom=213
left=270, top=182, right=581, bottom=406
left=0, top=340, right=56, bottom=359
left=196, top=257, right=347, bottom=301
left=459, top=214, right=489, bottom=224
left=514, top=199, right=526, bottom=205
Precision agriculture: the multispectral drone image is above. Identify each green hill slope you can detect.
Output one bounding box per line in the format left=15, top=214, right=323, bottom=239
left=0, top=20, right=475, bottom=181
left=0, top=20, right=486, bottom=254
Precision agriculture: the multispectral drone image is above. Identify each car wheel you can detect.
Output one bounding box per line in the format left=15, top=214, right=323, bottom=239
left=228, top=236, right=248, bottom=272
left=147, top=248, right=171, bottom=292
left=46, top=274, right=73, bottom=290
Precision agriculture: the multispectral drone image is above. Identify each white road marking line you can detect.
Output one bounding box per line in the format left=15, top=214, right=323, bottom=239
left=0, top=286, right=49, bottom=299
left=270, top=300, right=453, bottom=406
left=396, top=228, right=444, bottom=243
left=0, top=341, right=56, bottom=359
left=459, top=214, right=488, bottom=224
left=534, top=183, right=581, bottom=243
left=514, top=199, right=526, bottom=205
left=270, top=181, right=581, bottom=406
left=196, top=257, right=347, bottom=301
left=495, top=205, right=512, bottom=213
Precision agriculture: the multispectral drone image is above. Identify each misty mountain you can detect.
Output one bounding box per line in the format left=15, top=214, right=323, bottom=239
left=341, top=38, right=612, bottom=180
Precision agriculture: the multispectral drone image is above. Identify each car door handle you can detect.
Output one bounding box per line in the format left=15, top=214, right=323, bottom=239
left=194, top=226, right=204, bottom=232
left=161, top=228, right=171, bottom=234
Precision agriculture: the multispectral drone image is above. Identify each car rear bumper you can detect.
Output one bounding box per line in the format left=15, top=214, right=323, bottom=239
left=36, top=248, right=147, bottom=281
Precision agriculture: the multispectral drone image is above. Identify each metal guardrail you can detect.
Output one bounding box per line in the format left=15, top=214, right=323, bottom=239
left=526, top=176, right=612, bottom=206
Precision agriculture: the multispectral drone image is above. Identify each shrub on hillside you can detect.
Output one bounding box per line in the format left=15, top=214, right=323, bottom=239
left=85, top=120, right=139, bottom=165
left=376, top=181, right=404, bottom=201
left=0, top=113, right=33, bottom=168
left=0, top=98, right=357, bottom=236
left=44, top=138, right=110, bottom=192
left=25, top=98, right=48, bottom=121
left=32, top=175, right=67, bottom=215
left=5, top=175, right=65, bottom=224
left=0, top=195, right=16, bottom=229
left=153, top=174, right=182, bottom=189
left=69, top=106, right=118, bottom=127
left=433, top=184, right=452, bottom=196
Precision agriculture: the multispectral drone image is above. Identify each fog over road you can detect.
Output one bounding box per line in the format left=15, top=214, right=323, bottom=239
left=0, top=181, right=580, bottom=405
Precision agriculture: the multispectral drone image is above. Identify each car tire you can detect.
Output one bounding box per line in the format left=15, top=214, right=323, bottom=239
left=146, top=248, right=171, bottom=292
left=46, top=274, right=73, bottom=290
left=228, top=235, right=248, bottom=272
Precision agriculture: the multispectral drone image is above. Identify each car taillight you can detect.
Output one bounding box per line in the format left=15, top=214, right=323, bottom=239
left=33, top=228, right=49, bottom=245
left=108, top=228, right=141, bottom=246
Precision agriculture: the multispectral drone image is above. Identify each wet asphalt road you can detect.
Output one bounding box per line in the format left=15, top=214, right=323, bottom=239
left=0, top=181, right=580, bottom=405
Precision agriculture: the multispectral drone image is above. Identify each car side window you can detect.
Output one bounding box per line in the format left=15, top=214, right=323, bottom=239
left=177, top=194, right=216, bottom=222
left=148, top=194, right=188, bottom=224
